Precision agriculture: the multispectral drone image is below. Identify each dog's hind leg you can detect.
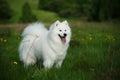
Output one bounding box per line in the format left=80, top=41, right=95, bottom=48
left=23, top=50, right=36, bottom=66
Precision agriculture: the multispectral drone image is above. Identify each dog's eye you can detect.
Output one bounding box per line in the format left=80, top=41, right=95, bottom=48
left=59, top=30, right=62, bottom=32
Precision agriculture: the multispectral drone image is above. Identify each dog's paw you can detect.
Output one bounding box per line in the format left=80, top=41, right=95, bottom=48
left=55, top=60, right=63, bottom=68
left=43, top=60, right=53, bottom=69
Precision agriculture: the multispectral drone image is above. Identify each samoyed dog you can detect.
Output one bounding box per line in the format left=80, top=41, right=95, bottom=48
left=19, top=20, right=71, bottom=68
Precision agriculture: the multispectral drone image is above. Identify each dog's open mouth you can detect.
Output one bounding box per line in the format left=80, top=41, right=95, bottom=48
left=58, top=34, right=67, bottom=43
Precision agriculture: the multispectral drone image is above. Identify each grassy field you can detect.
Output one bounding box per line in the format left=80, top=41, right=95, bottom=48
left=1, top=0, right=120, bottom=80
left=0, top=21, right=120, bottom=80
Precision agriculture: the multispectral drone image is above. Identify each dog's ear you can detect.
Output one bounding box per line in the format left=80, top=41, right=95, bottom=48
left=62, top=20, right=69, bottom=26
left=55, top=20, right=60, bottom=26
left=49, top=20, right=60, bottom=30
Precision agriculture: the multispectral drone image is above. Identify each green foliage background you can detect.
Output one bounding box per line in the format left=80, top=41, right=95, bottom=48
left=19, top=2, right=37, bottom=23
left=38, top=0, right=120, bottom=21
left=0, top=0, right=13, bottom=23
left=0, top=0, right=120, bottom=23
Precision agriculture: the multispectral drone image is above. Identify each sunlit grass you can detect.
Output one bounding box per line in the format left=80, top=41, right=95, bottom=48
left=34, top=10, right=64, bottom=23
left=6, top=0, right=64, bottom=23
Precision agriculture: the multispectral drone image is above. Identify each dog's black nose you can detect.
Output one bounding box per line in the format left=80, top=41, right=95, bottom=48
left=64, top=33, right=67, bottom=37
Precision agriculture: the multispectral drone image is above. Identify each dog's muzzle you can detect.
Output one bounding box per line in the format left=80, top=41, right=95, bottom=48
left=58, top=33, right=67, bottom=43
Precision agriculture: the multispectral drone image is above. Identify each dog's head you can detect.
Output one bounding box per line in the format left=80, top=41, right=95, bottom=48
left=49, top=20, right=71, bottom=44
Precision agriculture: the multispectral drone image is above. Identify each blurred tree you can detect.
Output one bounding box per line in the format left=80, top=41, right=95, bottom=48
left=58, top=3, right=80, bottom=18
left=38, top=0, right=61, bottom=12
left=38, top=0, right=120, bottom=21
left=87, top=0, right=101, bottom=21
left=38, top=0, right=80, bottom=18
left=0, top=0, right=13, bottom=23
left=105, top=0, right=120, bottom=19
left=20, top=2, right=37, bottom=23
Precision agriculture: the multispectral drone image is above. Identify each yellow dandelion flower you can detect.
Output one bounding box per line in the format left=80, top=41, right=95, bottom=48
left=86, top=34, right=93, bottom=40
left=13, top=61, right=18, bottom=65
left=86, top=36, right=93, bottom=40
left=17, top=37, right=21, bottom=40
left=88, top=34, right=92, bottom=37
left=89, top=37, right=92, bottom=40
left=4, top=39, right=7, bottom=43
left=0, top=38, right=3, bottom=42
left=106, top=35, right=115, bottom=41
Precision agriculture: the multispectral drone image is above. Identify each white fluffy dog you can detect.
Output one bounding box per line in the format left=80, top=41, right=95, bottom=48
left=19, top=20, right=71, bottom=69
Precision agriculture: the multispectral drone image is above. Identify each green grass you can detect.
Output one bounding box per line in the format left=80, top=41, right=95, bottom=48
left=0, top=22, right=120, bottom=80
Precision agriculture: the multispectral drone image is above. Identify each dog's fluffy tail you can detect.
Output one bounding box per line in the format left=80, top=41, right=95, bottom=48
left=19, top=36, right=37, bottom=66
left=19, top=23, right=47, bottom=66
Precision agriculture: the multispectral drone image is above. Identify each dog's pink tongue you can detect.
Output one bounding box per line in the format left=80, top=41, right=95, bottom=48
left=61, top=38, right=66, bottom=43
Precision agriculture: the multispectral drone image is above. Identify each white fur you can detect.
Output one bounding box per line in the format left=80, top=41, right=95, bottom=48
left=19, top=20, right=71, bottom=69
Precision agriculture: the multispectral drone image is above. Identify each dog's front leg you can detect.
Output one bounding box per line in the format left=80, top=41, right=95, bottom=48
left=55, top=59, right=64, bottom=68
left=43, top=59, right=54, bottom=69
